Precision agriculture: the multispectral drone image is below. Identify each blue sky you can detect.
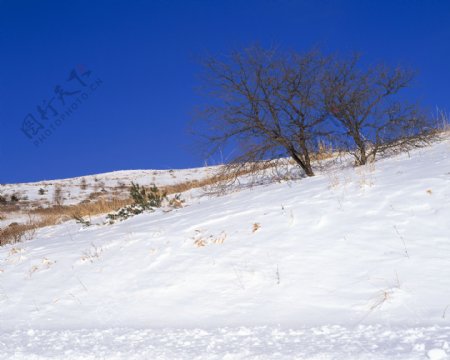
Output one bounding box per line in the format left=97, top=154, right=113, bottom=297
left=1, top=0, right=449, bottom=183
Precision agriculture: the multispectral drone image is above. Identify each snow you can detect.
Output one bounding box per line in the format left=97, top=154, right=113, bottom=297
left=1, top=138, right=450, bottom=358
left=1, top=326, right=449, bottom=359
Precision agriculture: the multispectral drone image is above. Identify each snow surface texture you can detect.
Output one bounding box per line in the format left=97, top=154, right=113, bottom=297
left=1, top=326, right=449, bottom=359
left=1, top=139, right=450, bottom=359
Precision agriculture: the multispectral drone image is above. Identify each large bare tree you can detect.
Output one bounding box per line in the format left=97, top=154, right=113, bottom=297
left=198, top=46, right=330, bottom=177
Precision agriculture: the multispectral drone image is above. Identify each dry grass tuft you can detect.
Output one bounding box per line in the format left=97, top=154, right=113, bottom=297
left=161, top=167, right=257, bottom=195
left=311, top=140, right=335, bottom=161
left=0, top=222, right=37, bottom=246
left=33, top=198, right=132, bottom=220
left=1, top=198, right=132, bottom=246
left=192, top=230, right=227, bottom=247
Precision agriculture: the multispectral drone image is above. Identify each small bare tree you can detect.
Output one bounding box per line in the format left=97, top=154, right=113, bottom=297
left=53, top=185, right=63, bottom=206
left=80, top=178, right=87, bottom=190
left=322, top=55, right=433, bottom=165
left=198, top=46, right=331, bottom=178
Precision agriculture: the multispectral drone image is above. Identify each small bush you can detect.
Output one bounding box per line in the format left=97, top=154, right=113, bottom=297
left=38, top=188, right=47, bottom=195
left=130, top=182, right=167, bottom=209
left=106, top=204, right=146, bottom=223
left=107, top=183, right=167, bottom=223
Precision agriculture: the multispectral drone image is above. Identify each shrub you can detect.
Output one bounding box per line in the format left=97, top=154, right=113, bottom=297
left=107, top=183, right=167, bottom=223
left=106, top=205, right=146, bottom=223
left=147, top=184, right=167, bottom=208
left=130, top=182, right=166, bottom=209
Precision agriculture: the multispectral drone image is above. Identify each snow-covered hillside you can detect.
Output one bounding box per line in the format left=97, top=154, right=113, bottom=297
left=0, top=166, right=217, bottom=228
left=1, top=139, right=450, bottom=359
left=0, top=166, right=216, bottom=206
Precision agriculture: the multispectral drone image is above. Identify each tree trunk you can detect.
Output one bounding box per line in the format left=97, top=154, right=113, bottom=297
left=359, top=147, right=367, bottom=165
left=289, top=150, right=315, bottom=177
left=353, top=133, right=367, bottom=165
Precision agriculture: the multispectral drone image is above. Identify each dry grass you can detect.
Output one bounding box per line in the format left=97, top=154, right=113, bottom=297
left=0, top=222, right=37, bottom=246
left=160, top=164, right=270, bottom=194
left=434, top=109, right=450, bottom=133
left=34, top=198, right=132, bottom=220
left=356, top=161, right=376, bottom=189
left=0, top=203, right=20, bottom=213
left=80, top=243, right=103, bottom=263
left=193, top=230, right=227, bottom=247
left=160, top=166, right=258, bottom=195
left=311, top=140, right=335, bottom=161
left=0, top=198, right=132, bottom=246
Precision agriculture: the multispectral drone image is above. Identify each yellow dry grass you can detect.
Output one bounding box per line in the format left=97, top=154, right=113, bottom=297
left=310, top=140, right=335, bottom=161
left=0, top=198, right=132, bottom=246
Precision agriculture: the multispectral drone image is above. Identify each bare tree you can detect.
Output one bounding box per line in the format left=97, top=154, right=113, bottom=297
left=198, top=46, right=331, bottom=178
left=322, top=55, right=433, bottom=165
left=53, top=185, right=63, bottom=206
left=80, top=178, right=87, bottom=190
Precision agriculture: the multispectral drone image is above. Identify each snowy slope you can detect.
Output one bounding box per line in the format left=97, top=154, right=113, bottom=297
left=0, top=166, right=216, bottom=207
left=0, top=139, right=450, bottom=359
left=0, top=166, right=217, bottom=228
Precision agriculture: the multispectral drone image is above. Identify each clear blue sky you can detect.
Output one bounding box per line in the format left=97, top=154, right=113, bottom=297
left=1, top=0, right=449, bottom=183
